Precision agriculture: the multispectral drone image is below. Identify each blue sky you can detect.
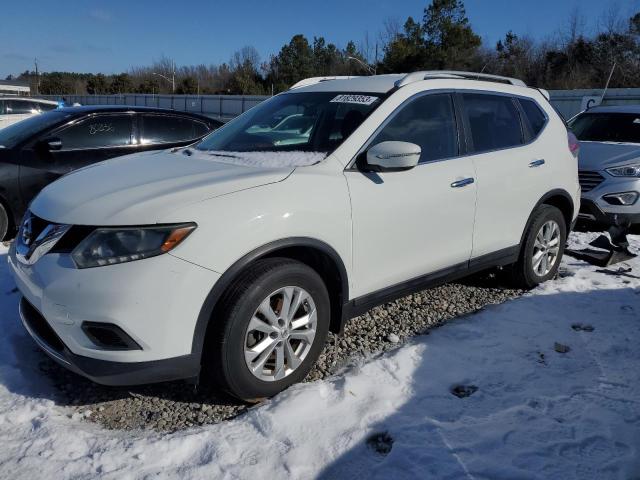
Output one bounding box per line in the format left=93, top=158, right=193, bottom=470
left=1, top=0, right=638, bottom=77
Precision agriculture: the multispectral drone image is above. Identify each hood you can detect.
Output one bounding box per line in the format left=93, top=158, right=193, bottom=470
left=30, top=149, right=293, bottom=225
left=578, top=141, right=640, bottom=171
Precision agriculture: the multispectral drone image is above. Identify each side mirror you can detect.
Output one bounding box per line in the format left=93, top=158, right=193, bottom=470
left=366, top=141, right=421, bottom=172
left=38, top=138, right=62, bottom=152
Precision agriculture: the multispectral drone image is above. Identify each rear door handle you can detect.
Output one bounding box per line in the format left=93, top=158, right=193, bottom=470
left=450, top=177, right=475, bottom=188
left=529, top=159, right=545, bottom=168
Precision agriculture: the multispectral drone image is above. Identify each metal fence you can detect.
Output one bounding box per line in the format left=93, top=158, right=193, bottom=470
left=38, top=88, right=640, bottom=121
left=37, top=94, right=269, bottom=121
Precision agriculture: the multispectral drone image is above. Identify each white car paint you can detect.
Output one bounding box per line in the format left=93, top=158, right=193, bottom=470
left=8, top=74, right=579, bottom=380
left=0, top=97, right=58, bottom=130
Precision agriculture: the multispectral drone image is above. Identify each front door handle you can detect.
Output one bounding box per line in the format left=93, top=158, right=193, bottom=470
left=529, top=159, right=545, bottom=168
left=450, top=177, right=475, bottom=188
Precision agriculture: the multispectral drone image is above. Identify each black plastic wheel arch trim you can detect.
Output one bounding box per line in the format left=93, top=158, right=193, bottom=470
left=190, top=237, right=350, bottom=358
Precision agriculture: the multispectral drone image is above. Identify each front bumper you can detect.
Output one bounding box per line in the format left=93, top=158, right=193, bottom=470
left=9, top=244, right=221, bottom=386
left=578, top=198, right=640, bottom=227
left=19, top=297, right=200, bottom=385
left=579, top=172, right=640, bottom=227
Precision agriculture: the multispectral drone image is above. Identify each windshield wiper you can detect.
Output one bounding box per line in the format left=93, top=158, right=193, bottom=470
left=207, top=152, right=242, bottom=159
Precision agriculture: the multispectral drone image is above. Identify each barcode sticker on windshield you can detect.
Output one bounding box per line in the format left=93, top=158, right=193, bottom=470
left=330, top=94, right=379, bottom=105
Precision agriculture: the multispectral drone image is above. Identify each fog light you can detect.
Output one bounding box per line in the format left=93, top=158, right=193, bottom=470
left=603, top=192, right=639, bottom=206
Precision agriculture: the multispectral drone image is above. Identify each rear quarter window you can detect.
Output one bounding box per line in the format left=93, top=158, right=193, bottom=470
left=519, top=98, right=547, bottom=137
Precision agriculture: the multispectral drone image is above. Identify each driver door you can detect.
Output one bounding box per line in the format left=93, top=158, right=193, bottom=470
left=18, top=113, right=135, bottom=211
left=344, top=93, right=477, bottom=298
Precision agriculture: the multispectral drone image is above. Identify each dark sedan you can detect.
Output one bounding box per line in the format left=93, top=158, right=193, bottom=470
left=0, top=106, right=222, bottom=239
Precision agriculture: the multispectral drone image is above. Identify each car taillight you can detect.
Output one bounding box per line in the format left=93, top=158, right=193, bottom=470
left=568, top=131, right=580, bottom=159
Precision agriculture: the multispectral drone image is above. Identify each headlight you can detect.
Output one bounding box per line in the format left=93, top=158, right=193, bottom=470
left=71, top=224, right=196, bottom=269
left=606, top=164, right=640, bottom=177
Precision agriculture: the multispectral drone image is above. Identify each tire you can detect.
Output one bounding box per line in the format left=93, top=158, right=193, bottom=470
left=510, top=204, right=567, bottom=289
left=207, top=258, right=330, bottom=401
left=0, top=204, right=8, bottom=242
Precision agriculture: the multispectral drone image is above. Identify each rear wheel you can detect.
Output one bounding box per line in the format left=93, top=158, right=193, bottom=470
left=0, top=204, right=8, bottom=242
left=510, top=205, right=566, bottom=289
left=208, top=258, right=330, bottom=401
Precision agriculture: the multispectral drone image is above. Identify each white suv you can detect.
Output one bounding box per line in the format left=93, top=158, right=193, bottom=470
left=9, top=72, right=580, bottom=400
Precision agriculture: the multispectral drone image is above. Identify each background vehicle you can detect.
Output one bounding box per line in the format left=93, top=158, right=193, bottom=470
left=0, top=106, right=222, bottom=240
left=569, top=106, right=640, bottom=230
left=0, top=97, right=58, bottom=130
left=9, top=72, right=579, bottom=401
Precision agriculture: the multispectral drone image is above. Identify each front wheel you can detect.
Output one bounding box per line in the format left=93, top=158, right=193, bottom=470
left=510, top=205, right=567, bottom=289
left=209, top=258, right=330, bottom=401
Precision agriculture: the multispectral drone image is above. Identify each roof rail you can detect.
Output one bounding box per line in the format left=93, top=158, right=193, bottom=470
left=289, top=76, right=359, bottom=90
left=395, top=71, right=526, bottom=88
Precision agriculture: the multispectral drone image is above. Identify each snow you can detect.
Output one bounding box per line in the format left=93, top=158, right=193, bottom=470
left=202, top=150, right=327, bottom=168
left=0, top=233, right=639, bottom=479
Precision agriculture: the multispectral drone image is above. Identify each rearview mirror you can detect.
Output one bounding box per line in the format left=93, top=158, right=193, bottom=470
left=366, top=141, right=421, bottom=172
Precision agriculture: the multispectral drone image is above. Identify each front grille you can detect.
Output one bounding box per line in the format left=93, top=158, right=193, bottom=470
left=579, top=170, right=605, bottom=192
left=20, top=298, right=65, bottom=353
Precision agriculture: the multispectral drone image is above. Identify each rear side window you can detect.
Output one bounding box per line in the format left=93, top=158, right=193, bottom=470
left=370, top=93, right=458, bottom=163
left=462, top=93, right=523, bottom=153
left=6, top=100, right=37, bottom=115
left=141, top=115, right=209, bottom=144
left=0, top=100, right=5, bottom=115
left=519, top=98, right=547, bottom=137
left=55, top=115, right=133, bottom=149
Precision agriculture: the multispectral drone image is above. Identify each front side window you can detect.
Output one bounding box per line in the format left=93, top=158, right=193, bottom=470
left=0, top=111, right=72, bottom=148
left=369, top=93, right=458, bottom=163
left=55, top=115, right=133, bottom=150
left=569, top=112, right=640, bottom=144
left=141, top=115, right=209, bottom=144
left=463, top=93, right=523, bottom=153
left=196, top=91, right=382, bottom=154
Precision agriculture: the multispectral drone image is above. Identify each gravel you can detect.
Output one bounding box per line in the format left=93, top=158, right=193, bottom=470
left=34, top=271, right=524, bottom=432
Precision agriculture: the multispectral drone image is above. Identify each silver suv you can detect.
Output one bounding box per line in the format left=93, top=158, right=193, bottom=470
left=570, top=106, right=640, bottom=229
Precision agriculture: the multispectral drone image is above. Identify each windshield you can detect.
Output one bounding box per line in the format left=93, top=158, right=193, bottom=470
left=196, top=92, right=382, bottom=154
left=0, top=111, right=72, bottom=148
left=570, top=112, right=640, bottom=144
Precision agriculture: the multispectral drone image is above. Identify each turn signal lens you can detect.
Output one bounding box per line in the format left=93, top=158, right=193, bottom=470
left=161, top=226, right=195, bottom=252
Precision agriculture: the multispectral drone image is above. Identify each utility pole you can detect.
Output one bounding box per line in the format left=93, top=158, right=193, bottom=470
left=34, top=58, right=39, bottom=95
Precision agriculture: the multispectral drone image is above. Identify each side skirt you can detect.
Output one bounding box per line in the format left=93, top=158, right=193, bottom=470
left=342, top=245, right=519, bottom=321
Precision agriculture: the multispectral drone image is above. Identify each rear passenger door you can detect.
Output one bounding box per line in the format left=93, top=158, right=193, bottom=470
left=460, top=92, right=550, bottom=259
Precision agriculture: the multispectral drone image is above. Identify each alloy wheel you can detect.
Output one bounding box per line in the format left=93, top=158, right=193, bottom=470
left=532, top=220, right=561, bottom=276
left=243, top=286, right=317, bottom=382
